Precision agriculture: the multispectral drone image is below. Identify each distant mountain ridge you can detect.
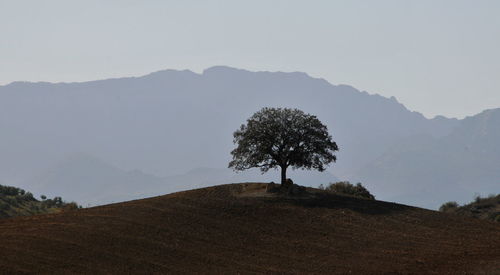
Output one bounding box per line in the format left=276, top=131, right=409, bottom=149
left=355, top=108, right=500, bottom=208
left=28, top=153, right=338, bottom=206
left=1, top=66, right=493, bottom=208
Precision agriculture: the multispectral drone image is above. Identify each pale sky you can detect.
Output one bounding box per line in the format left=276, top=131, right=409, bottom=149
left=1, top=0, right=499, bottom=118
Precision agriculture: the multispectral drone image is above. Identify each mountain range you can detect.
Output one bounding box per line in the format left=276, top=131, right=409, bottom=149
left=0, top=66, right=497, bottom=208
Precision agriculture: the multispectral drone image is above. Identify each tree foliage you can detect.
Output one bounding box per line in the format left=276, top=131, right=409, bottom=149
left=229, top=107, right=338, bottom=184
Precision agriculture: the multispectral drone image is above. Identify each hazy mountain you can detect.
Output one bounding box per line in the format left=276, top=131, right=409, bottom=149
left=24, top=153, right=338, bottom=206
left=355, top=108, right=500, bottom=208
left=25, top=153, right=165, bottom=206
left=0, top=66, right=463, bottom=207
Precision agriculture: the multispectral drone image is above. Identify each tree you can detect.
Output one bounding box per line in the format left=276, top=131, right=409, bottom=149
left=229, top=107, right=338, bottom=185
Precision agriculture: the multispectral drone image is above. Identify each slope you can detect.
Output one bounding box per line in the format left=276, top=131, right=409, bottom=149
left=444, top=194, right=500, bottom=222
left=26, top=153, right=338, bottom=206
left=0, top=183, right=499, bottom=274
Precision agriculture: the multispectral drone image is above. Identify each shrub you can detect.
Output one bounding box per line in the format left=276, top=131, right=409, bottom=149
left=0, top=201, right=10, bottom=211
left=321, top=181, right=375, bottom=200
left=53, top=197, right=63, bottom=207
left=439, top=201, right=459, bottom=212
left=22, top=192, right=36, bottom=201
left=41, top=197, right=62, bottom=208
left=0, top=185, right=25, bottom=196
left=474, top=195, right=483, bottom=204
left=473, top=194, right=496, bottom=204
left=5, top=196, right=18, bottom=207
left=62, top=202, right=80, bottom=211
left=29, top=204, right=40, bottom=211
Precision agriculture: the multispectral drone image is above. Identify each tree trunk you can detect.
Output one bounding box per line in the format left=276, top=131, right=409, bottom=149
left=281, top=165, right=287, bottom=185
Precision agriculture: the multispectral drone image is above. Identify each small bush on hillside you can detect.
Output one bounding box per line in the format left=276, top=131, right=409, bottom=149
left=439, top=201, right=459, bottom=212
left=5, top=196, right=18, bottom=207
left=440, top=193, right=500, bottom=222
left=41, top=197, right=80, bottom=210
left=0, top=201, right=10, bottom=211
left=62, top=202, right=80, bottom=211
left=320, top=181, right=375, bottom=200
left=41, top=197, right=62, bottom=208
left=471, top=194, right=499, bottom=210
left=0, top=185, right=25, bottom=196
left=473, top=194, right=497, bottom=204
left=22, top=192, right=36, bottom=202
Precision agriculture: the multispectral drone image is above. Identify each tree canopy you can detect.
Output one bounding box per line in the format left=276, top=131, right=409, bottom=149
left=229, top=107, right=338, bottom=185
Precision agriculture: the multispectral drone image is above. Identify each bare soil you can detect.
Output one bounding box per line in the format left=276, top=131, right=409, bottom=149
left=0, top=183, right=499, bottom=274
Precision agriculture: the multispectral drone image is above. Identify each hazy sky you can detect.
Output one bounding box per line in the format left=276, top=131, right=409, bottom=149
left=1, top=0, right=499, bottom=118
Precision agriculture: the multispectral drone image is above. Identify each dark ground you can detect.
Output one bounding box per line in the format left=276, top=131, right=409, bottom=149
left=0, top=183, right=499, bottom=274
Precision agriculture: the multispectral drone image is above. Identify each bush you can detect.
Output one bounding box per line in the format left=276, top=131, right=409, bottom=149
left=5, top=196, right=18, bottom=207
left=22, top=192, right=36, bottom=202
left=0, top=201, right=10, bottom=211
left=439, top=201, right=459, bottom=212
left=320, top=181, right=375, bottom=200
left=62, top=202, right=80, bottom=211
left=41, top=197, right=80, bottom=210
left=0, top=185, right=25, bottom=196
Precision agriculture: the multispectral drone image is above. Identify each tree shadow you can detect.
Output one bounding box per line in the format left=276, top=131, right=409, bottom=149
left=264, top=191, right=412, bottom=216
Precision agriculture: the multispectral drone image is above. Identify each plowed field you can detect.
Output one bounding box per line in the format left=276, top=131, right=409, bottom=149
left=0, top=183, right=499, bottom=274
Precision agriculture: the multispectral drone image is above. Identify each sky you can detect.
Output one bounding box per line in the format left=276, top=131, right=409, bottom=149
left=1, top=0, right=499, bottom=119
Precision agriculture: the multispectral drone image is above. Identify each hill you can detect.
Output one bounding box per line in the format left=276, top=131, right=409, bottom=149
left=0, top=184, right=77, bottom=219
left=27, top=153, right=337, bottom=206
left=0, top=66, right=458, bottom=208
left=1, top=183, right=499, bottom=274
left=442, top=194, right=500, bottom=222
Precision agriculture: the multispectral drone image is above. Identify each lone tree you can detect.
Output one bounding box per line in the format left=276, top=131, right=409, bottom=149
left=229, top=107, right=338, bottom=185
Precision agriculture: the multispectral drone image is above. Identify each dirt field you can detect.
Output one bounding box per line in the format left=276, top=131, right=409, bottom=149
left=0, top=183, right=499, bottom=274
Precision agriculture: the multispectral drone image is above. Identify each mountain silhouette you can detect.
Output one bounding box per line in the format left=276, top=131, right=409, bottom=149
left=355, top=108, right=500, bottom=208
left=0, top=66, right=482, bottom=208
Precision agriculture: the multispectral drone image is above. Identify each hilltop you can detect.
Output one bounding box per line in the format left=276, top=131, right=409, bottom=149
left=442, top=194, right=500, bottom=222
left=1, top=183, right=499, bottom=274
